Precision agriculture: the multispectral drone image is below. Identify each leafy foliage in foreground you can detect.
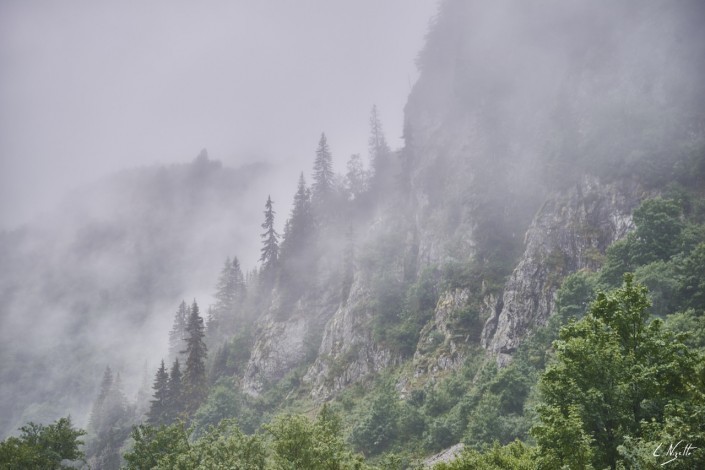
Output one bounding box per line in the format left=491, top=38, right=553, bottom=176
left=532, top=274, right=705, bottom=468
left=0, top=417, right=85, bottom=469
left=124, top=419, right=266, bottom=470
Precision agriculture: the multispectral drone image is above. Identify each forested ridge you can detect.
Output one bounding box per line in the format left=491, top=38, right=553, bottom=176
left=2, top=0, right=705, bottom=468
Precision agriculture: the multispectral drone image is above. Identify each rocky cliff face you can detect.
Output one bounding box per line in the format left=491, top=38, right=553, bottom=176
left=237, top=0, right=703, bottom=402
left=482, top=175, right=646, bottom=364
left=303, top=272, right=400, bottom=401
left=242, top=312, right=310, bottom=396
left=241, top=287, right=338, bottom=396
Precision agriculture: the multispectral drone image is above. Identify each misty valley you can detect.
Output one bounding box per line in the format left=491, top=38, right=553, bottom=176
left=2, top=1, right=705, bottom=469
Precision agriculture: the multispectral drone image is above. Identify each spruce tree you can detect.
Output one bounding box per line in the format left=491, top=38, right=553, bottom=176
left=209, top=257, right=245, bottom=341
left=88, top=366, right=113, bottom=434
left=260, top=195, right=280, bottom=278
left=146, top=360, right=169, bottom=426
left=368, top=105, right=392, bottom=193
left=280, top=173, right=313, bottom=260
left=86, top=369, right=131, bottom=470
left=312, top=133, right=334, bottom=206
left=183, top=300, right=208, bottom=414
left=168, top=301, right=189, bottom=363
left=275, top=174, right=317, bottom=311
left=166, top=359, right=184, bottom=422
left=345, top=153, right=368, bottom=201
left=341, top=225, right=355, bottom=303
left=104, top=372, right=128, bottom=429
left=209, top=344, right=229, bottom=384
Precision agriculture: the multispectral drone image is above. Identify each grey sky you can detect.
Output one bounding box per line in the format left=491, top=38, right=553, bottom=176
left=0, top=0, right=436, bottom=229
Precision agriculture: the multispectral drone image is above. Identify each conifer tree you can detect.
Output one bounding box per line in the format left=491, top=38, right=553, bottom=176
left=168, top=301, right=189, bottom=363
left=209, top=257, right=246, bottom=341
left=86, top=368, right=131, bottom=470
left=209, top=344, right=229, bottom=384
left=341, top=225, right=355, bottom=303
left=183, top=300, right=208, bottom=414
left=104, top=372, right=128, bottom=428
left=312, top=133, right=334, bottom=206
left=260, top=195, right=280, bottom=277
left=166, top=359, right=184, bottom=422
left=281, top=173, right=313, bottom=260
left=345, top=153, right=368, bottom=201
left=277, top=174, right=317, bottom=310
left=213, top=258, right=236, bottom=313
left=369, top=105, right=392, bottom=193
left=146, top=360, right=169, bottom=426
left=206, top=305, right=216, bottom=335
left=89, top=366, right=114, bottom=434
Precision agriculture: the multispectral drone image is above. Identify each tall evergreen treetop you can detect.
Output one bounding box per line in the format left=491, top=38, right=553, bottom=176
left=166, top=359, right=184, bottom=422
left=183, top=300, right=208, bottom=413
left=369, top=105, right=391, bottom=177
left=281, top=173, right=314, bottom=259
left=345, top=153, right=368, bottom=201
left=146, top=360, right=169, bottom=426
left=168, top=301, right=189, bottom=363
left=88, top=366, right=113, bottom=433
left=312, top=133, right=334, bottom=204
left=214, top=257, right=236, bottom=312
left=209, top=257, right=246, bottom=340
left=260, top=195, right=280, bottom=282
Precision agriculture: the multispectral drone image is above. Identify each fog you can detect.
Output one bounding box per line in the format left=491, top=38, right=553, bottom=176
left=0, top=0, right=437, bottom=437
left=0, top=0, right=435, bottom=229
left=2, top=0, right=703, bottom=457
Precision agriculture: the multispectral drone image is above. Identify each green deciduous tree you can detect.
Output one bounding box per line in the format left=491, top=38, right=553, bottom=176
left=266, top=406, right=364, bottom=469
left=532, top=274, right=703, bottom=469
left=679, top=242, right=705, bottom=313
left=432, top=440, right=534, bottom=470
left=350, top=384, right=400, bottom=456
left=631, top=197, right=684, bottom=263
left=125, top=420, right=266, bottom=470
left=0, top=417, right=86, bottom=469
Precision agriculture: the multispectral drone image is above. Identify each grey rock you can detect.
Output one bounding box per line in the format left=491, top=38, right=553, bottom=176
left=304, top=271, right=400, bottom=401
left=482, top=175, right=645, bottom=364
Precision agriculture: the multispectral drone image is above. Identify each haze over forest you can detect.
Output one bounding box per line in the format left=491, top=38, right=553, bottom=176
left=0, top=0, right=436, bottom=441
left=1, top=1, right=704, bottom=468
left=0, top=0, right=434, bottom=230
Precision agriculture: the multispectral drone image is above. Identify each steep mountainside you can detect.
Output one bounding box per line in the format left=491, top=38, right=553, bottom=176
left=233, top=0, right=705, bottom=404
left=4, top=1, right=704, bottom=467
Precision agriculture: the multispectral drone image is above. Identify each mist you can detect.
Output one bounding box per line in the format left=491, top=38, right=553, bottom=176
left=0, top=0, right=437, bottom=437
left=1, top=1, right=704, bottom=467
left=0, top=0, right=435, bottom=229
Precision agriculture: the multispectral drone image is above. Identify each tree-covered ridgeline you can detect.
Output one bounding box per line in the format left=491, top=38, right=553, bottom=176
left=10, top=272, right=696, bottom=468
left=2, top=77, right=704, bottom=465
left=49, top=185, right=700, bottom=468
left=67, top=72, right=703, bottom=464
